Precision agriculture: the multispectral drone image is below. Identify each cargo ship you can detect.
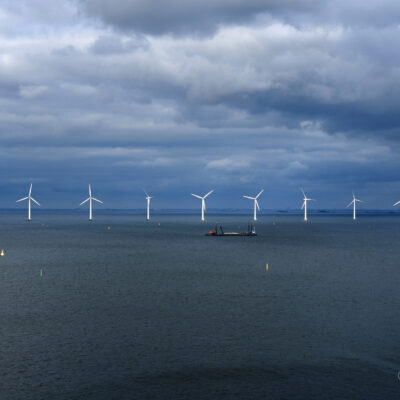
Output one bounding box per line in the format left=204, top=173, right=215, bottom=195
left=205, top=223, right=257, bottom=236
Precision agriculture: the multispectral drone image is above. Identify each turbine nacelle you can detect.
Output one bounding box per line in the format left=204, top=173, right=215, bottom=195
left=143, top=189, right=153, bottom=200
left=191, top=190, right=213, bottom=200
left=347, top=193, right=363, bottom=208
left=301, top=189, right=315, bottom=202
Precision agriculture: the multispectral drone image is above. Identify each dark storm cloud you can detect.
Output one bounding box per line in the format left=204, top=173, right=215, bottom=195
left=83, top=0, right=316, bottom=35
left=83, top=0, right=400, bottom=35
left=1, top=0, right=400, bottom=209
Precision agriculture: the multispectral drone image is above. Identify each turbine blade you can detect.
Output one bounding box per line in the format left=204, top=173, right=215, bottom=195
left=16, top=196, right=28, bottom=203
left=191, top=194, right=202, bottom=199
left=29, top=183, right=32, bottom=196
left=143, top=188, right=149, bottom=197
left=346, top=200, right=353, bottom=208
left=243, top=196, right=255, bottom=200
left=80, top=197, right=90, bottom=206
left=89, top=184, right=91, bottom=196
left=301, top=201, right=305, bottom=209
left=301, top=188, right=306, bottom=198
left=256, top=189, right=264, bottom=199
left=92, top=197, right=103, bottom=204
left=203, top=190, right=213, bottom=198
left=393, top=200, right=400, bottom=207
left=256, top=200, right=260, bottom=211
left=30, top=197, right=40, bottom=206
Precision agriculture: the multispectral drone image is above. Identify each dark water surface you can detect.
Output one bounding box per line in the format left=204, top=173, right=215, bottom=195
left=1, top=211, right=400, bottom=399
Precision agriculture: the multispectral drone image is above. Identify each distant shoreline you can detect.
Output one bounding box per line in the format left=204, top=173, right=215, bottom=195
left=1, top=209, right=399, bottom=214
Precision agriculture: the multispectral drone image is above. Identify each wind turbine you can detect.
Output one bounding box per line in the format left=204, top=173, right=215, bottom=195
left=301, top=189, right=315, bottom=221
left=243, top=189, right=264, bottom=221
left=143, top=190, right=153, bottom=221
left=80, top=184, right=103, bottom=221
left=191, top=190, right=213, bottom=221
left=347, top=192, right=363, bottom=220
left=16, top=183, right=40, bottom=221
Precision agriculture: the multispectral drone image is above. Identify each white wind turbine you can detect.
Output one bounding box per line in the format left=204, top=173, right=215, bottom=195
left=16, top=183, right=40, bottom=221
left=191, top=190, right=213, bottom=221
left=243, top=189, right=264, bottom=221
left=301, top=189, right=315, bottom=221
left=143, top=190, right=153, bottom=221
left=80, top=184, right=103, bottom=221
left=347, top=192, right=364, bottom=220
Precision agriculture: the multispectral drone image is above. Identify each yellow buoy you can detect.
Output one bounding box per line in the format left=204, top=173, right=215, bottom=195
left=266, top=263, right=269, bottom=271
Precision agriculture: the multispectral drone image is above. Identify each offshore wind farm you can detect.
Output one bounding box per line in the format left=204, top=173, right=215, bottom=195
left=11, top=184, right=400, bottom=222
left=7, top=182, right=400, bottom=400
left=2, top=0, right=400, bottom=399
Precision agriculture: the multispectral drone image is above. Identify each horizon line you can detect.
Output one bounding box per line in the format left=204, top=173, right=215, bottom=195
left=3, top=208, right=400, bottom=213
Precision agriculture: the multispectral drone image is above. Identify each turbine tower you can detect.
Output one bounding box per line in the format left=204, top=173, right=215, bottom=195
left=191, top=190, right=213, bottom=221
left=301, top=189, right=315, bottom=221
left=243, top=189, right=264, bottom=221
left=80, top=184, right=103, bottom=221
left=347, top=192, right=363, bottom=220
left=16, top=183, right=40, bottom=221
left=144, top=190, right=153, bottom=221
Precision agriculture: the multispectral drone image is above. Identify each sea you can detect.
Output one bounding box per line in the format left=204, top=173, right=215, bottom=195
left=1, top=210, right=400, bottom=399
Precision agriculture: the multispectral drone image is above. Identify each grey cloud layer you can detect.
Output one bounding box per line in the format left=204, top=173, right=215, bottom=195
left=3, top=22, right=400, bottom=137
left=83, top=0, right=400, bottom=35
left=0, top=0, right=399, bottom=208
left=83, top=0, right=316, bottom=35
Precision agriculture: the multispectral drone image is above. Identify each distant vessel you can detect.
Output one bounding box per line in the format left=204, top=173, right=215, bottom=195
left=206, top=223, right=257, bottom=236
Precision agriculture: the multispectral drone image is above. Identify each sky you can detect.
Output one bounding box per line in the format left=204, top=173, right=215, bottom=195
left=1, top=0, right=400, bottom=209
